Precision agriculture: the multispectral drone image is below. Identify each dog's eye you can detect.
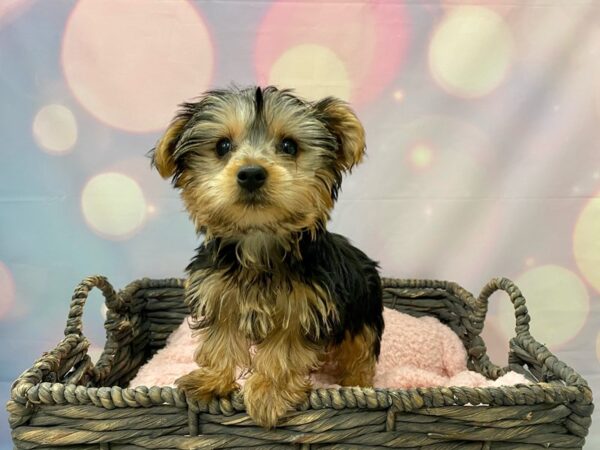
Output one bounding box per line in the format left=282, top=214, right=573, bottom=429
left=216, top=138, right=232, bottom=157
left=280, top=138, right=298, bottom=156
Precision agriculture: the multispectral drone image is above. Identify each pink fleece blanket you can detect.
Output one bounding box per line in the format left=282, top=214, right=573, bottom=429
left=129, top=308, right=528, bottom=389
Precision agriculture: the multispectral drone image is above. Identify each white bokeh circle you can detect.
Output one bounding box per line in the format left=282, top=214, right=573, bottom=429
left=33, top=104, right=78, bottom=154
left=81, top=172, right=147, bottom=240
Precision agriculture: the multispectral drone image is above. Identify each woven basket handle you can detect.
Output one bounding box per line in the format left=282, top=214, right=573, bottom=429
left=472, top=277, right=531, bottom=339
left=64, top=275, right=123, bottom=337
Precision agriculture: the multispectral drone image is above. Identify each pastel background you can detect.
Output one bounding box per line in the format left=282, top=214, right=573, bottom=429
left=0, top=0, right=599, bottom=447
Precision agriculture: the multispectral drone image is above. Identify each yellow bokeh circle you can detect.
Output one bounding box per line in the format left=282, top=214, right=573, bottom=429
left=33, top=104, right=77, bottom=154
left=497, top=265, right=589, bottom=349
left=393, top=90, right=405, bottom=102
left=574, top=195, right=600, bottom=294
left=429, top=6, right=514, bottom=98
left=410, top=143, right=434, bottom=170
left=82, top=173, right=147, bottom=239
left=268, top=44, right=351, bottom=101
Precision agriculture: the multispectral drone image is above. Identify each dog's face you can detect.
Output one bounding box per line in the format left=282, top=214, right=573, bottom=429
left=152, top=86, right=365, bottom=239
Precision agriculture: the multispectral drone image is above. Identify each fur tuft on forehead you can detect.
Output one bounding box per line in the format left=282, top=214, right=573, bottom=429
left=255, top=86, right=264, bottom=115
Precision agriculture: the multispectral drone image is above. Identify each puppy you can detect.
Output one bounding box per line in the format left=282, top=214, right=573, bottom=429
left=151, top=86, right=383, bottom=428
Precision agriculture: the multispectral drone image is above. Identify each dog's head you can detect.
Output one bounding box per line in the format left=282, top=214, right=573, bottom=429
left=151, top=86, right=365, bottom=239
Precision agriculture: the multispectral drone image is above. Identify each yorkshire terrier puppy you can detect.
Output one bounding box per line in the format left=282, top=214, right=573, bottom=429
left=151, top=86, right=384, bottom=429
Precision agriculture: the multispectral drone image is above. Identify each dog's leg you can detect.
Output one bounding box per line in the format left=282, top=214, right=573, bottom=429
left=329, top=326, right=378, bottom=387
left=176, top=317, right=249, bottom=402
left=243, top=327, right=320, bottom=429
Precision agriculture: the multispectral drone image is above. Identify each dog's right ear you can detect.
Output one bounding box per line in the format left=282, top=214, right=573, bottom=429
left=151, top=116, right=189, bottom=179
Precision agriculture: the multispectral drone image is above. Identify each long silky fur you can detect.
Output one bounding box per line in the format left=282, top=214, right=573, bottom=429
left=186, top=230, right=383, bottom=356
left=152, top=85, right=384, bottom=429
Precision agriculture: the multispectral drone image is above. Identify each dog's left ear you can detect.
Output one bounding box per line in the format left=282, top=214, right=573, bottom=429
left=151, top=115, right=190, bottom=179
left=314, top=98, right=366, bottom=171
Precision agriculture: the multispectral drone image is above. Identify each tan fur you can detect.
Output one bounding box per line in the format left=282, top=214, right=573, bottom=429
left=179, top=149, right=335, bottom=240
left=176, top=275, right=251, bottom=401
left=244, top=322, right=321, bottom=429
left=153, top=117, right=188, bottom=178
left=323, top=326, right=377, bottom=387
left=316, top=99, right=366, bottom=171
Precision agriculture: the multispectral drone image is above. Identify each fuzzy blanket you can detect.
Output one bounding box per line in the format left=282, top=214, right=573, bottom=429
left=129, top=308, right=528, bottom=389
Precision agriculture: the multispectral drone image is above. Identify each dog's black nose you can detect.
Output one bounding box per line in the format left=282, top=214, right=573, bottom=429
left=237, top=165, right=267, bottom=192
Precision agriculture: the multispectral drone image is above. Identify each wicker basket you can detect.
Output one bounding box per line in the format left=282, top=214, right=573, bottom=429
left=7, top=276, right=594, bottom=449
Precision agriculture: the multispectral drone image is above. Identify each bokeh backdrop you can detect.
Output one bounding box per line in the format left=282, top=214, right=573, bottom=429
left=1, top=0, right=599, bottom=447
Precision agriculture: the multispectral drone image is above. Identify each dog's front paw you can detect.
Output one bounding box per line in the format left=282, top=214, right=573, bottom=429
left=175, top=368, right=239, bottom=403
left=243, top=373, right=309, bottom=429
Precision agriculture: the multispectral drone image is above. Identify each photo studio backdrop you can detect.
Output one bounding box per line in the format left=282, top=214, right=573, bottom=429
left=0, top=0, right=599, bottom=447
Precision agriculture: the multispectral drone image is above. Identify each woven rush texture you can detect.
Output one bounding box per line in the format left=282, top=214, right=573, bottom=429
left=7, top=276, right=594, bottom=449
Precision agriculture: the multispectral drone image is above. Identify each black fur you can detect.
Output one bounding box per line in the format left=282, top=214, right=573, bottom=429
left=255, top=86, right=264, bottom=115
left=187, top=231, right=384, bottom=358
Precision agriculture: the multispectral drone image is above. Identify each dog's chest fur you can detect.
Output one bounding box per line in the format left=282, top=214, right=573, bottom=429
left=185, top=233, right=337, bottom=342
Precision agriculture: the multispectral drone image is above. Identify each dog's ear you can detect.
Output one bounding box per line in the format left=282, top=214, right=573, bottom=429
left=151, top=115, right=189, bottom=179
left=314, top=97, right=366, bottom=171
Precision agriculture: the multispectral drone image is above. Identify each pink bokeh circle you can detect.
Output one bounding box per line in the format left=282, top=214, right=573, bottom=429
left=62, top=0, right=214, bottom=133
